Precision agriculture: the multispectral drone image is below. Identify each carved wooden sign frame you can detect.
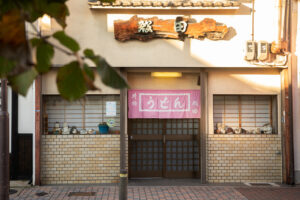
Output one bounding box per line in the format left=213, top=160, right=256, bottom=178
left=114, top=15, right=229, bottom=42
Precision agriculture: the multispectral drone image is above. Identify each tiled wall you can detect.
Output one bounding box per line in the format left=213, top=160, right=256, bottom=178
left=41, top=133, right=282, bottom=184
left=207, top=134, right=282, bottom=183
left=41, top=135, right=127, bottom=184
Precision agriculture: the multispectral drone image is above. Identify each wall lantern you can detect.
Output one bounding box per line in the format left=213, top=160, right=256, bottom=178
left=151, top=72, right=182, bottom=78
left=38, top=14, right=51, bottom=32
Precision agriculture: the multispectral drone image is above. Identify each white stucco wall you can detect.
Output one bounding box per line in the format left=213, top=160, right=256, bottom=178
left=207, top=68, right=282, bottom=136
left=46, top=0, right=281, bottom=68
left=18, top=85, right=35, bottom=134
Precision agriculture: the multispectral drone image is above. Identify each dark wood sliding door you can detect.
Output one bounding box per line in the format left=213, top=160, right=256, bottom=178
left=129, top=118, right=200, bottom=178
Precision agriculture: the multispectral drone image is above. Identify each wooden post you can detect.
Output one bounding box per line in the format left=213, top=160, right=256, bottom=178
left=119, top=69, right=127, bottom=200
left=281, top=67, right=295, bottom=185
left=0, top=79, right=9, bottom=200
left=11, top=91, right=19, bottom=180
left=200, top=71, right=208, bottom=184
left=35, top=77, right=41, bottom=185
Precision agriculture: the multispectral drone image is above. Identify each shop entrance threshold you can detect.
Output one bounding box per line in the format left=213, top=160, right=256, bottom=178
left=129, top=178, right=203, bottom=186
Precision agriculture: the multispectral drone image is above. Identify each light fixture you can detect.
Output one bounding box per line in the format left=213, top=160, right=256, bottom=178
left=151, top=72, right=182, bottom=78
left=38, top=14, right=51, bottom=32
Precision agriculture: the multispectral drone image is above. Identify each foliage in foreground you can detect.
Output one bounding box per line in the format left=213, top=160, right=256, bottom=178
left=0, top=0, right=126, bottom=101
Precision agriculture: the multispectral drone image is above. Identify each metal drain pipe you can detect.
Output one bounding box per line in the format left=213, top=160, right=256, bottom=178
left=251, top=0, right=255, bottom=41
left=271, top=0, right=285, bottom=53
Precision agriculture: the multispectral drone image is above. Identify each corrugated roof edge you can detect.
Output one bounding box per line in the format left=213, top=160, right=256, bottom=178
left=88, top=0, right=241, bottom=8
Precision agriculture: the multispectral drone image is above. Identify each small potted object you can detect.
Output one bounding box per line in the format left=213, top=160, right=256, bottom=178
left=262, top=123, right=272, bottom=134
left=98, top=122, right=109, bottom=134
left=53, top=122, right=61, bottom=135
left=62, top=122, right=70, bottom=135
left=80, top=129, right=87, bottom=135
left=70, top=126, right=78, bottom=134
left=88, top=129, right=96, bottom=135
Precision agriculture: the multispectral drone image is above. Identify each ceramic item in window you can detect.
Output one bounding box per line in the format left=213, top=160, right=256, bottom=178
left=216, top=123, right=225, bottom=134
left=250, top=129, right=256, bottom=134
left=88, top=129, right=96, bottom=135
left=70, top=126, right=78, bottom=134
left=255, top=128, right=261, bottom=134
left=53, top=122, right=61, bottom=134
left=80, top=129, right=87, bottom=135
left=241, top=128, right=248, bottom=134
left=62, top=122, right=70, bottom=134
left=262, top=123, right=272, bottom=134
left=234, top=128, right=241, bottom=134
left=225, top=127, right=234, bottom=134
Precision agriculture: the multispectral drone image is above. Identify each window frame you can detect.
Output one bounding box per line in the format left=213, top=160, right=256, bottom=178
left=213, top=94, right=278, bottom=134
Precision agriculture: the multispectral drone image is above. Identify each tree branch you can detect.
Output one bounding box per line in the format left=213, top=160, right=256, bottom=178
left=43, top=39, right=74, bottom=56
left=29, top=22, right=41, bottom=37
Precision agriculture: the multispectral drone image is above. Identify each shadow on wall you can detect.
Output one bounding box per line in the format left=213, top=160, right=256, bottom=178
left=59, top=0, right=253, bottom=68
left=224, top=27, right=237, bottom=41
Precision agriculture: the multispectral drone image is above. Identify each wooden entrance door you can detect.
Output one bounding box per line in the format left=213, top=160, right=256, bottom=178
left=128, top=119, right=200, bottom=178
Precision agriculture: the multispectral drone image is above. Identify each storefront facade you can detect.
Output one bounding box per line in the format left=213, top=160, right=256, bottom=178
left=32, top=0, right=298, bottom=185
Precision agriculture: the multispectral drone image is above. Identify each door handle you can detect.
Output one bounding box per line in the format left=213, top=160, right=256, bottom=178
left=130, top=135, right=133, bottom=140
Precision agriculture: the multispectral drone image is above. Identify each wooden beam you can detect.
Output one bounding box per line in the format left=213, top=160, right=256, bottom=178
left=35, top=76, right=41, bottom=185
left=281, top=66, right=295, bottom=185
left=114, top=15, right=228, bottom=42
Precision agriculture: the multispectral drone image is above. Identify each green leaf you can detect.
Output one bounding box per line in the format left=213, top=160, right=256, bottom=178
left=83, top=64, right=95, bottom=81
left=36, top=41, right=54, bottom=73
left=84, top=48, right=128, bottom=89
left=83, top=48, right=95, bottom=58
left=45, top=2, right=69, bottom=28
left=83, top=48, right=99, bottom=64
left=8, top=68, right=38, bottom=96
left=56, top=61, right=87, bottom=101
left=30, top=38, right=42, bottom=47
left=53, top=31, right=80, bottom=52
left=96, top=58, right=128, bottom=89
left=0, top=56, right=16, bottom=77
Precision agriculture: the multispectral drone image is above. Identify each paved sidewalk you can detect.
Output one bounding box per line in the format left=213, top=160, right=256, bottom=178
left=9, top=185, right=300, bottom=200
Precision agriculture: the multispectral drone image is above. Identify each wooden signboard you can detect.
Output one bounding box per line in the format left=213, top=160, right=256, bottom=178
left=114, top=15, right=229, bottom=42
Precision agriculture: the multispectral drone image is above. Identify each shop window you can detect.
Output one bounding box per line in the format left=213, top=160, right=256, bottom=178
left=43, top=95, right=120, bottom=134
left=213, top=95, right=277, bottom=134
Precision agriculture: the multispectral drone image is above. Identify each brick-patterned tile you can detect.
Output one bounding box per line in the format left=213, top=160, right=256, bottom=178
left=11, top=185, right=300, bottom=200
left=10, top=185, right=247, bottom=200
left=208, top=134, right=282, bottom=183
left=236, top=187, right=300, bottom=200
left=41, top=135, right=128, bottom=185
